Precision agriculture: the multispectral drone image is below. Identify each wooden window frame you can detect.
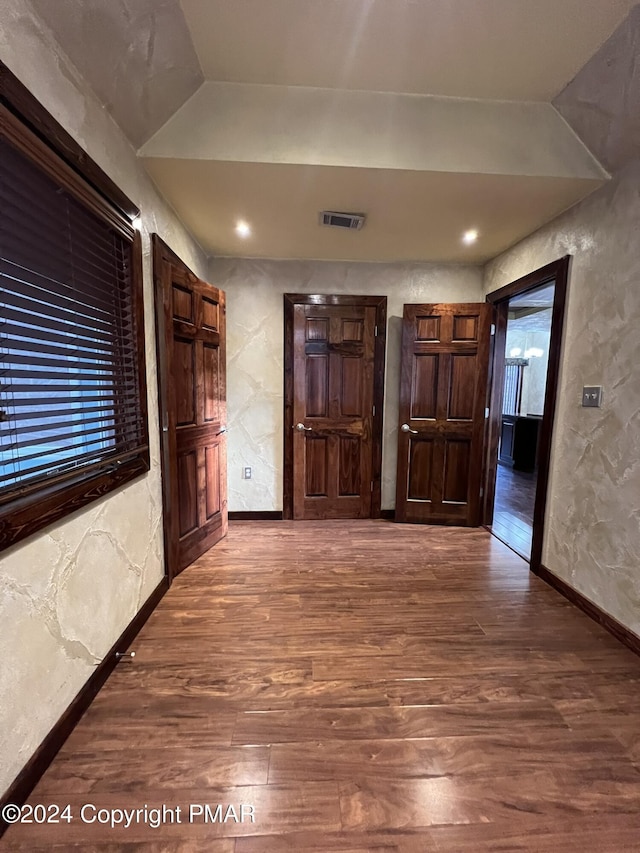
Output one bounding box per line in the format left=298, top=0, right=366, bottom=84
left=0, top=60, right=149, bottom=552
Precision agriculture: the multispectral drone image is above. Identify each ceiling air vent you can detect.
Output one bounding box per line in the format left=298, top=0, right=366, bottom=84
left=319, top=211, right=366, bottom=230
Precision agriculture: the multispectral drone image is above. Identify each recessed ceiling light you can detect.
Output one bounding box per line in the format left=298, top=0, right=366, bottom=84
left=235, top=220, right=251, bottom=238
left=462, top=229, right=479, bottom=245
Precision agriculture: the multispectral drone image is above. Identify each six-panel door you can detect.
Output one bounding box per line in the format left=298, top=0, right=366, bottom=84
left=292, top=303, right=376, bottom=519
left=163, top=260, right=227, bottom=576
left=395, top=303, right=491, bottom=525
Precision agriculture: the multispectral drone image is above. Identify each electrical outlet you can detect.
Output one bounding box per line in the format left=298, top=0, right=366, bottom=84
left=582, top=386, right=602, bottom=408
left=243, top=467, right=252, bottom=479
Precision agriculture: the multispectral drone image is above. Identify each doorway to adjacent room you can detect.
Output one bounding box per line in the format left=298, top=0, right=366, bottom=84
left=492, top=284, right=555, bottom=559
left=484, top=257, right=570, bottom=571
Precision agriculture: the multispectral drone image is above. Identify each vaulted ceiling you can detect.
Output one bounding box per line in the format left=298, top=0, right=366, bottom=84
left=30, top=0, right=638, bottom=263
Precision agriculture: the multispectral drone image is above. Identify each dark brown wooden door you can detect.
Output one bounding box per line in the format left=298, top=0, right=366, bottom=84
left=292, top=302, right=377, bottom=519
left=153, top=236, right=227, bottom=579
left=395, top=303, right=491, bottom=526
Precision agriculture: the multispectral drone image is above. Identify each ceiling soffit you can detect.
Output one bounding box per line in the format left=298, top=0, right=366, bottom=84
left=140, top=83, right=607, bottom=181
left=139, top=79, right=606, bottom=262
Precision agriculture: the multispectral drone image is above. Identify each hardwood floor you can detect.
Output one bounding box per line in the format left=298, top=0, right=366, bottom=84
left=4, top=520, right=640, bottom=851
left=492, top=464, right=537, bottom=558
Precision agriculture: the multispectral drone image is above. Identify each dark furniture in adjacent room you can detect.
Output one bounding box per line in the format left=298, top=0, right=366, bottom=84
left=499, top=414, right=542, bottom=472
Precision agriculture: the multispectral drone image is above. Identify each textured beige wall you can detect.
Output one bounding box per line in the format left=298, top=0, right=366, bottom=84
left=28, top=0, right=204, bottom=147
left=0, top=0, right=208, bottom=795
left=553, top=4, right=640, bottom=175
left=484, top=157, right=640, bottom=634
left=485, top=6, right=640, bottom=637
left=210, top=258, right=483, bottom=513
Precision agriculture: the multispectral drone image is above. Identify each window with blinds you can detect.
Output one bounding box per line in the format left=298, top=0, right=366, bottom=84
left=0, top=89, right=149, bottom=550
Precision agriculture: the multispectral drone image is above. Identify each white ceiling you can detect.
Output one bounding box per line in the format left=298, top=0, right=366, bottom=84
left=180, top=0, right=636, bottom=101
left=510, top=285, right=556, bottom=309
left=29, top=0, right=638, bottom=263
left=509, top=287, right=555, bottom=333
left=508, top=307, right=553, bottom=334
left=142, top=158, right=601, bottom=263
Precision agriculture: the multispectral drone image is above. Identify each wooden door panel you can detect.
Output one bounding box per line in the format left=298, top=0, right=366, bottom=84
left=202, top=295, right=219, bottom=331
left=416, top=314, right=441, bottom=341
left=291, top=299, right=381, bottom=519
left=204, top=443, right=221, bottom=519
left=172, top=284, right=193, bottom=323
left=339, top=435, right=361, bottom=496
left=307, top=317, right=329, bottom=341
left=395, top=303, right=491, bottom=526
left=174, top=338, right=196, bottom=425
left=448, top=354, right=477, bottom=420
left=442, top=440, right=471, bottom=503
left=306, top=355, right=329, bottom=417
left=154, top=235, right=227, bottom=580
left=203, top=344, right=220, bottom=423
left=412, top=354, right=439, bottom=419
left=342, top=318, right=364, bottom=341
left=305, top=436, right=328, bottom=497
left=407, top=439, right=434, bottom=501
left=177, top=450, right=198, bottom=538
left=452, top=314, right=479, bottom=341
left=339, top=357, right=363, bottom=416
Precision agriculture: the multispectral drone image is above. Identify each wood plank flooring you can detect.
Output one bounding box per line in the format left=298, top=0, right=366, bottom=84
left=4, top=520, right=640, bottom=851
left=492, top=465, right=537, bottom=559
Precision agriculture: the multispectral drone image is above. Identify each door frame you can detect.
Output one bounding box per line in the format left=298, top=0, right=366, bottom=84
left=483, top=256, right=570, bottom=572
left=283, top=293, right=387, bottom=520
left=152, top=234, right=175, bottom=582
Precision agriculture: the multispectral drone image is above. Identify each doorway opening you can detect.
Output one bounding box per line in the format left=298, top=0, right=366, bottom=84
left=484, top=257, right=570, bottom=572
left=493, top=283, right=555, bottom=559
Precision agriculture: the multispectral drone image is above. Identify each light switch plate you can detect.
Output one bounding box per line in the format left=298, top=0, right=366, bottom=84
left=582, top=386, right=602, bottom=408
